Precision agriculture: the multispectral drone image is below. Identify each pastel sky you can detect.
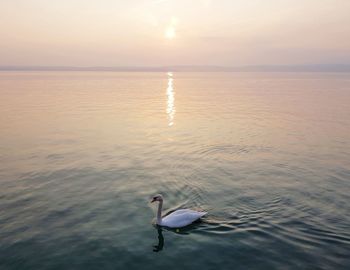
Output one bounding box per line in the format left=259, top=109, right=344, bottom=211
left=0, top=0, right=349, bottom=66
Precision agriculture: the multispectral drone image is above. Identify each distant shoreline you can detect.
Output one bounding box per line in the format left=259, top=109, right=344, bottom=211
left=1, top=65, right=350, bottom=72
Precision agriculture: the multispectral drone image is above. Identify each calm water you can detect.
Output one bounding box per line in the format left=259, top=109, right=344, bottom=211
left=0, top=72, right=350, bottom=269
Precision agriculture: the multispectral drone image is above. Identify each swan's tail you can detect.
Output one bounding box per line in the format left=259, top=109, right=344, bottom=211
left=199, top=212, right=207, bottom=217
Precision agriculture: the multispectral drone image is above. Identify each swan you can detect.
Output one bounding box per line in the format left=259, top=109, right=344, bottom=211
left=150, top=194, right=207, bottom=228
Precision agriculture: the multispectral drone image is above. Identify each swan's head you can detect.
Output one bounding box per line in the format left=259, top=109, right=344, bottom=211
left=151, top=194, right=163, bottom=203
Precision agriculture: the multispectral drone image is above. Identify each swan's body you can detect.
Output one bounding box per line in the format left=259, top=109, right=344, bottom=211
left=160, top=209, right=207, bottom=228
left=151, top=194, right=207, bottom=228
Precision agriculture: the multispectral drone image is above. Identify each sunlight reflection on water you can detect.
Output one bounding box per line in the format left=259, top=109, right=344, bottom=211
left=166, top=72, right=175, bottom=126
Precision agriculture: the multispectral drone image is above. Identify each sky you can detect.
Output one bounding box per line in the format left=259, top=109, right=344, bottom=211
left=0, top=0, right=349, bottom=67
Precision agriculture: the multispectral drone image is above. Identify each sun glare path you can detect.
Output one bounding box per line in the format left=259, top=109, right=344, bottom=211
left=166, top=72, right=175, bottom=126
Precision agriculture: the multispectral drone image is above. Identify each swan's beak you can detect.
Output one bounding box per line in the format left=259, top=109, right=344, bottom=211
left=150, top=198, right=156, bottom=203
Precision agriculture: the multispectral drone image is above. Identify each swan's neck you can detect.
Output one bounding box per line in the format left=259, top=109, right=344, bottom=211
left=156, top=201, right=163, bottom=225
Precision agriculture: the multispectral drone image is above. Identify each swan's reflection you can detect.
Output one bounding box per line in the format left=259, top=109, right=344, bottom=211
left=152, top=222, right=202, bottom=252
left=153, top=226, right=164, bottom=252
left=166, top=72, right=175, bottom=126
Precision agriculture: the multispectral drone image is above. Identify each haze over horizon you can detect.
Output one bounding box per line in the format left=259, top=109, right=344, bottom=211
left=1, top=0, right=349, bottom=67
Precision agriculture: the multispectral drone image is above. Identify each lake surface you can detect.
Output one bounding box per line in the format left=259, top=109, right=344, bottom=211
left=0, top=71, right=350, bottom=269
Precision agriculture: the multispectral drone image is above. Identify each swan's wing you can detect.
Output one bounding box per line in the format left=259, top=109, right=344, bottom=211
left=161, top=209, right=207, bottom=228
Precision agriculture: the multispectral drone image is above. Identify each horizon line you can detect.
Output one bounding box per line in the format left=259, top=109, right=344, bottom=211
left=1, top=64, right=350, bottom=72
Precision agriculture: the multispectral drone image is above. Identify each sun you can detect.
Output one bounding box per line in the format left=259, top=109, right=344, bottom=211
left=165, top=26, right=176, bottom=39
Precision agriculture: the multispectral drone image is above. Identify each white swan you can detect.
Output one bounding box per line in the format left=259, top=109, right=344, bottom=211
left=151, top=194, right=207, bottom=228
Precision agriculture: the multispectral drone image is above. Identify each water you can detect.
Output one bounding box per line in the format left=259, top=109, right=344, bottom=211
left=0, top=71, right=350, bottom=269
